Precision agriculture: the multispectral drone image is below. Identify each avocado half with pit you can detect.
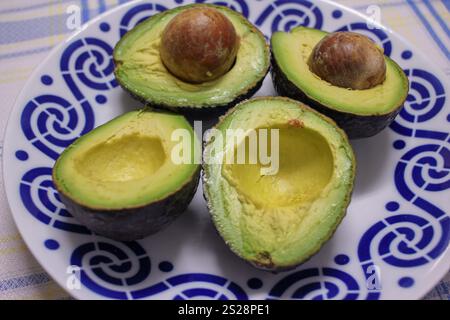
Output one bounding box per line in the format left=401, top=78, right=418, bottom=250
left=271, top=27, right=409, bottom=139
left=203, top=97, right=355, bottom=271
left=113, top=4, right=270, bottom=112
left=53, top=110, right=200, bottom=241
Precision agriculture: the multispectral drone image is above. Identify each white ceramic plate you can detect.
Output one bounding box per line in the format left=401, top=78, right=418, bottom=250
left=3, top=0, right=449, bottom=300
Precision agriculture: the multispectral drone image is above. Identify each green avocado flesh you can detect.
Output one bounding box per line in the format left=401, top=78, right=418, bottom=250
left=53, top=110, right=200, bottom=210
left=271, top=27, right=409, bottom=115
left=114, top=4, right=270, bottom=109
left=203, top=97, right=355, bottom=270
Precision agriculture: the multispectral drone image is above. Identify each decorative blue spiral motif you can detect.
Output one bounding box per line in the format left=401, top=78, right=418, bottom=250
left=358, top=141, right=450, bottom=298
left=20, top=167, right=90, bottom=234
left=394, top=143, right=450, bottom=249
left=60, top=37, right=117, bottom=91
left=195, top=0, right=250, bottom=17
left=390, top=69, right=446, bottom=138
left=396, top=144, right=450, bottom=197
left=131, top=273, right=248, bottom=300
left=268, top=268, right=360, bottom=300
left=70, top=240, right=247, bottom=300
left=119, top=2, right=168, bottom=37
left=255, top=0, right=323, bottom=34
left=358, top=213, right=448, bottom=268
left=21, top=95, right=93, bottom=160
left=402, top=70, right=446, bottom=123
left=21, top=37, right=116, bottom=160
left=335, top=22, right=392, bottom=56
left=167, top=274, right=248, bottom=300
left=71, top=240, right=152, bottom=299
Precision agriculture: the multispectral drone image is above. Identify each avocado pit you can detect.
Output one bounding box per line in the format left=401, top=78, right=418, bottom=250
left=308, top=31, right=386, bottom=90
left=113, top=4, right=270, bottom=110
left=160, top=7, right=239, bottom=83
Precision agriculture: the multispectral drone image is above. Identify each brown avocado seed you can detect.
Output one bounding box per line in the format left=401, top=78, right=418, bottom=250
left=160, top=7, right=239, bottom=84
left=308, top=32, right=386, bottom=90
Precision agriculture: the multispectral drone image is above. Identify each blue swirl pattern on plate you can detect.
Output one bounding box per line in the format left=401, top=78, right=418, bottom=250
left=119, top=2, right=168, bottom=37
left=20, top=167, right=91, bottom=234
left=255, top=0, right=323, bottom=37
left=70, top=240, right=248, bottom=300
left=21, top=37, right=117, bottom=160
left=268, top=267, right=360, bottom=300
left=357, top=66, right=449, bottom=299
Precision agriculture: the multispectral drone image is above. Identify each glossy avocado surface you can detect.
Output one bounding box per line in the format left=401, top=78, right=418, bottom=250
left=203, top=97, right=356, bottom=271
left=114, top=4, right=270, bottom=113
left=53, top=109, right=200, bottom=241
left=271, top=27, right=409, bottom=139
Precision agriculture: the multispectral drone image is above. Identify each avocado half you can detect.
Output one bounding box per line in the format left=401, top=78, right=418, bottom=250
left=114, top=4, right=270, bottom=113
left=203, top=97, right=355, bottom=271
left=271, top=27, right=409, bottom=139
left=53, top=109, right=200, bottom=241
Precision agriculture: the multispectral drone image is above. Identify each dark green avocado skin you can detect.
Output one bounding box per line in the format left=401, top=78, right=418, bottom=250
left=271, top=53, right=406, bottom=139
left=202, top=97, right=356, bottom=272
left=112, top=3, right=270, bottom=115
left=55, top=167, right=200, bottom=241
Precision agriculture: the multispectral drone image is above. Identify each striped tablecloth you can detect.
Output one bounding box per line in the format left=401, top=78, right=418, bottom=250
left=0, top=0, right=449, bottom=300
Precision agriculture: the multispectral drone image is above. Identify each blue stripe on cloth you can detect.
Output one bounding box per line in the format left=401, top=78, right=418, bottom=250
left=0, top=0, right=130, bottom=59
left=99, top=0, right=107, bottom=14
left=442, top=0, right=450, bottom=12
left=81, top=0, right=90, bottom=23
left=0, top=273, right=51, bottom=291
left=407, top=0, right=450, bottom=59
left=0, top=45, right=53, bottom=60
left=0, top=15, right=68, bottom=45
left=0, top=3, right=123, bottom=46
left=424, top=0, right=450, bottom=37
left=353, top=0, right=411, bottom=10
left=352, top=0, right=450, bottom=13
left=0, top=0, right=75, bottom=15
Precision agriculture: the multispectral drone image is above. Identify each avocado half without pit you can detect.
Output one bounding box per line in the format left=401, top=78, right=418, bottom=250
left=53, top=110, right=200, bottom=241
left=203, top=97, right=355, bottom=271
left=114, top=4, right=270, bottom=112
left=271, top=27, right=409, bottom=139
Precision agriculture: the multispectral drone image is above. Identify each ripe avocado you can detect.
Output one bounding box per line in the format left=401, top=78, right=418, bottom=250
left=203, top=97, right=355, bottom=271
left=53, top=109, right=200, bottom=241
left=271, top=27, right=409, bottom=139
left=113, top=4, right=270, bottom=112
